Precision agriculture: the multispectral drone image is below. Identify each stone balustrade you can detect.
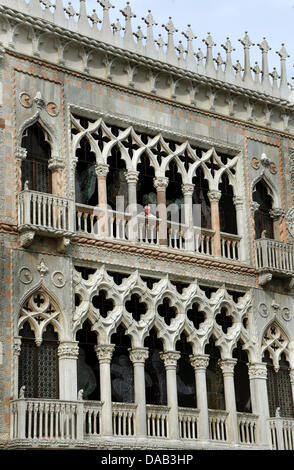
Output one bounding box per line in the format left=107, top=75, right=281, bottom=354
left=255, top=238, right=294, bottom=275
left=268, top=417, right=294, bottom=450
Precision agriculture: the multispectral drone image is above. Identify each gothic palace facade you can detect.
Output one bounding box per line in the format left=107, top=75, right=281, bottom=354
left=0, top=0, right=294, bottom=451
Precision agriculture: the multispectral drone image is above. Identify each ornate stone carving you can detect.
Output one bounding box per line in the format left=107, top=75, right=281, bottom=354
left=37, top=259, right=49, bottom=277
left=269, top=208, right=284, bottom=220
left=281, top=307, right=292, bottom=322
left=160, top=351, right=180, bottom=368
left=51, top=271, right=66, bottom=288
left=262, top=323, right=288, bottom=371
left=13, top=337, right=22, bottom=357
left=289, top=369, right=294, bottom=385
left=33, top=91, right=46, bottom=110
left=248, top=363, right=268, bottom=380
left=189, top=354, right=210, bottom=370
left=95, top=344, right=115, bottom=362
left=208, top=190, right=222, bottom=202
left=129, top=347, right=149, bottom=363
left=19, top=230, right=35, bottom=248
left=46, top=102, right=59, bottom=117
left=125, top=170, right=139, bottom=184
left=219, top=358, right=237, bottom=375
left=95, top=163, right=109, bottom=177
left=153, top=177, right=169, bottom=190
left=58, top=342, right=79, bottom=359
left=19, top=267, right=33, bottom=285
left=19, top=92, right=32, bottom=108
left=57, top=237, right=71, bottom=253
left=19, top=385, right=26, bottom=398
left=286, top=207, right=294, bottom=238
left=182, top=184, right=195, bottom=197
left=16, top=146, right=28, bottom=161
left=258, top=272, right=272, bottom=286
left=258, top=302, right=269, bottom=318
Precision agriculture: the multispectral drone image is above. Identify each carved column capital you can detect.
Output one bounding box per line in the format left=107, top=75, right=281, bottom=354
left=182, top=183, right=195, bottom=196
left=208, top=190, right=222, bottom=202
left=269, top=207, right=284, bottom=220
left=248, top=362, right=268, bottom=380
left=190, top=354, right=210, bottom=371
left=125, top=170, right=139, bottom=184
left=233, top=196, right=244, bottom=208
left=251, top=201, right=260, bottom=213
left=289, top=369, right=294, bottom=384
left=48, top=153, right=65, bottom=171
left=129, top=347, right=149, bottom=364
left=95, top=163, right=109, bottom=177
left=160, top=351, right=181, bottom=369
left=153, top=176, right=169, bottom=190
left=13, top=337, right=22, bottom=357
left=57, top=341, right=79, bottom=359
left=218, top=358, right=237, bottom=376
left=16, top=146, right=27, bottom=161
left=95, top=344, right=115, bottom=363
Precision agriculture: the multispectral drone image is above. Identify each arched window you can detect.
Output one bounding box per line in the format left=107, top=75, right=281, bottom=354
left=111, top=325, right=134, bottom=403
left=219, top=173, right=237, bottom=234
left=253, top=180, right=274, bottom=239
left=205, top=337, right=225, bottom=410
left=144, top=328, right=167, bottom=406
left=166, top=160, right=184, bottom=224
left=76, top=320, right=100, bottom=400
left=18, top=322, right=59, bottom=399
left=137, top=152, right=156, bottom=211
left=263, top=351, right=293, bottom=418
left=175, top=333, right=196, bottom=408
left=233, top=341, right=251, bottom=413
left=21, top=122, right=52, bottom=193
left=75, top=136, right=97, bottom=206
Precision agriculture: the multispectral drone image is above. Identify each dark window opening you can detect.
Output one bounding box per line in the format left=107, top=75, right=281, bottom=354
left=21, top=123, right=52, bottom=193
left=108, top=271, right=130, bottom=285
left=170, top=281, right=190, bottom=294
left=233, top=341, right=252, bottom=413
left=205, top=338, right=225, bottom=410
left=192, top=167, right=211, bottom=229
left=187, top=303, right=206, bottom=329
left=157, top=297, right=177, bottom=326
left=200, top=285, right=218, bottom=299
left=137, top=153, right=156, bottom=210
left=144, top=328, right=167, bottom=406
left=215, top=307, right=233, bottom=334
left=227, top=290, right=246, bottom=303
left=76, top=320, right=100, bottom=401
left=141, top=276, right=160, bottom=290
left=219, top=174, right=237, bottom=234
left=166, top=160, right=184, bottom=223
left=263, top=351, right=294, bottom=418
left=19, top=322, right=59, bottom=399
left=107, top=144, right=128, bottom=211
left=75, top=137, right=97, bottom=206
left=111, top=325, right=134, bottom=403
left=176, top=333, right=196, bottom=408
left=92, top=290, right=114, bottom=318
left=75, top=266, right=96, bottom=280
left=125, top=294, right=147, bottom=322
left=253, top=180, right=274, bottom=239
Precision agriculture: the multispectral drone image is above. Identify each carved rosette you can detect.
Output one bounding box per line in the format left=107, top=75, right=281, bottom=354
left=160, top=351, right=181, bottom=368
left=129, top=347, right=149, bottom=364
left=125, top=170, right=139, bottom=184
left=248, top=363, right=268, bottom=380
left=57, top=342, right=79, bottom=359
left=190, top=354, right=210, bottom=371
left=153, top=177, right=169, bottom=190
left=95, top=163, right=109, bottom=177
left=182, top=184, right=195, bottom=197
left=208, top=190, right=222, bottom=202
left=218, top=358, right=237, bottom=376
left=95, top=344, right=115, bottom=363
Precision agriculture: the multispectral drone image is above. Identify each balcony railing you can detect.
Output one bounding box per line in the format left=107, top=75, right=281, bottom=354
left=112, top=402, right=137, bottom=437
left=237, top=412, right=258, bottom=445
left=146, top=404, right=169, bottom=438
left=18, top=190, right=75, bottom=237
left=221, top=232, right=241, bottom=261
left=178, top=407, right=199, bottom=440
left=255, top=238, right=294, bottom=275
left=208, top=410, right=229, bottom=442
left=268, top=417, right=294, bottom=450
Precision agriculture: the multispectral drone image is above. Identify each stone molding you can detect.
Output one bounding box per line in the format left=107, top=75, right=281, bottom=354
left=125, top=170, right=139, bottom=184
left=219, top=358, right=237, bottom=376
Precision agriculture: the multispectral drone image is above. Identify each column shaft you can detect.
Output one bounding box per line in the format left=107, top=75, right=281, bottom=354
left=154, top=177, right=168, bottom=246
left=160, top=351, right=180, bottom=440
left=96, top=344, right=115, bottom=437
left=125, top=171, right=139, bottom=241
left=234, top=196, right=246, bottom=261
left=129, top=348, right=149, bottom=437
left=208, top=190, right=222, bottom=256
left=58, top=342, right=79, bottom=401
left=248, top=363, right=271, bottom=448
left=219, top=359, right=238, bottom=444
left=190, top=354, right=210, bottom=441
left=96, top=164, right=109, bottom=236
left=182, top=184, right=195, bottom=251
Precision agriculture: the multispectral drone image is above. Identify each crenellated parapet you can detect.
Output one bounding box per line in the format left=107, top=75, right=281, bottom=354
left=0, top=0, right=293, bottom=110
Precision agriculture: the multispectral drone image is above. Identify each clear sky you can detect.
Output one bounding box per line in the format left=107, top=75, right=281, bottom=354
left=68, top=0, right=294, bottom=80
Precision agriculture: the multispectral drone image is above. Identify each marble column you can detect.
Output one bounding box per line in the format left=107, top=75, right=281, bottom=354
left=129, top=347, right=149, bottom=437
left=289, top=369, right=294, bottom=410
left=160, top=351, right=180, bottom=440
left=154, top=176, right=169, bottom=246
left=182, top=183, right=195, bottom=251
left=248, top=363, right=271, bottom=447
left=13, top=337, right=22, bottom=399
left=219, top=358, right=238, bottom=444
left=95, top=344, right=115, bottom=437
left=208, top=190, right=222, bottom=256
left=269, top=208, right=284, bottom=241
left=95, top=163, right=109, bottom=236
left=190, top=354, right=210, bottom=441
left=48, top=155, right=65, bottom=197
left=125, top=170, right=139, bottom=241
left=233, top=196, right=246, bottom=261
left=58, top=341, right=79, bottom=401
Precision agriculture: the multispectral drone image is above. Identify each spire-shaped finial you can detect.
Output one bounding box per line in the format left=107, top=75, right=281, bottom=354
left=134, top=26, right=146, bottom=45
left=203, top=32, right=216, bottom=76
left=221, top=37, right=235, bottom=82
left=88, top=9, right=101, bottom=26
left=270, top=67, right=280, bottom=97
left=196, top=48, right=205, bottom=74
left=64, top=2, right=78, bottom=18
left=41, top=0, right=55, bottom=9
left=112, top=18, right=124, bottom=37
left=176, top=40, right=186, bottom=60
left=252, top=61, right=261, bottom=87
left=257, top=37, right=271, bottom=93
left=120, top=2, right=136, bottom=42
left=98, top=0, right=115, bottom=38
left=182, top=24, right=196, bottom=67
left=239, top=31, right=254, bottom=85
left=143, top=10, right=157, bottom=51
left=163, top=17, right=178, bottom=62
left=214, top=52, right=225, bottom=80
left=277, top=43, right=290, bottom=99
left=234, top=60, right=243, bottom=85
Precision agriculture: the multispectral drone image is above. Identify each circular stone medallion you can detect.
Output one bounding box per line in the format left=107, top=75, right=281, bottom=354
left=282, top=308, right=292, bottom=322
left=46, top=102, right=59, bottom=117
left=259, top=303, right=269, bottom=318
left=19, top=267, right=33, bottom=284
left=52, top=271, right=66, bottom=288
left=19, top=92, right=32, bottom=108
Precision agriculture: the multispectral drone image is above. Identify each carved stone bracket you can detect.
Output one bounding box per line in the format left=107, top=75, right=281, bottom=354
left=258, top=272, right=273, bottom=286
left=57, top=236, right=71, bottom=253
left=19, top=230, right=35, bottom=248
